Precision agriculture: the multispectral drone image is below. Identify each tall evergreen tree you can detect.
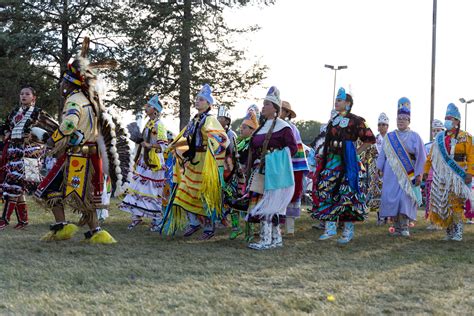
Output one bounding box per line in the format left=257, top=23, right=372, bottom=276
left=111, top=0, right=272, bottom=129
left=1, top=0, right=273, bottom=128
left=0, top=0, right=124, bottom=118
left=295, top=120, right=323, bottom=144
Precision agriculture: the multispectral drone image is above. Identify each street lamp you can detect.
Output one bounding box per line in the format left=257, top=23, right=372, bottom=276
left=324, top=64, right=348, bottom=108
left=459, top=98, right=474, bottom=131
left=430, top=0, right=437, bottom=145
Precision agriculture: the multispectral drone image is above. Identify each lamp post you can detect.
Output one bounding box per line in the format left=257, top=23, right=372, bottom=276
left=429, top=0, right=437, bottom=141
left=459, top=98, right=474, bottom=130
left=324, top=64, right=348, bottom=108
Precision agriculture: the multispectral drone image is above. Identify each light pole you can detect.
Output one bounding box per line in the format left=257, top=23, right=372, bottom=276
left=324, top=64, right=348, bottom=108
left=430, top=0, right=437, bottom=140
left=459, top=98, right=474, bottom=130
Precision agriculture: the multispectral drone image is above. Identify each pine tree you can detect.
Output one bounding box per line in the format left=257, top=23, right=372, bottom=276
left=0, top=0, right=125, bottom=118
left=1, top=0, right=273, bottom=128
left=111, top=0, right=273, bottom=129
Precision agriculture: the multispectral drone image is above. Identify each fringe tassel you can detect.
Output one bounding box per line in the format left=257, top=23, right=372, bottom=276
left=199, top=148, right=222, bottom=217
left=160, top=184, right=178, bottom=235
left=161, top=205, right=188, bottom=235
left=430, top=142, right=473, bottom=204
left=40, top=224, right=79, bottom=241
left=429, top=205, right=465, bottom=228
left=429, top=170, right=451, bottom=222
left=383, top=139, right=419, bottom=205
left=429, top=145, right=470, bottom=227
left=249, top=185, right=295, bottom=221
left=34, top=196, right=63, bottom=211
left=429, top=211, right=454, bottom=228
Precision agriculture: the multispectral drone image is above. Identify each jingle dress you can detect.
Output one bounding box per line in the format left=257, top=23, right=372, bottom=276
left=312, top=113, right=375, bottom=222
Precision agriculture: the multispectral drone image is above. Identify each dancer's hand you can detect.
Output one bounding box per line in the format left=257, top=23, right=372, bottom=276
left=414, top=175, right=421, bottom=186
left=465, top=174, right=473, bottom=185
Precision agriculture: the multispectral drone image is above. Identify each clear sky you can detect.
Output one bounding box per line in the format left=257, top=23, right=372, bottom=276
left=215, top=0, right=474, bottom=143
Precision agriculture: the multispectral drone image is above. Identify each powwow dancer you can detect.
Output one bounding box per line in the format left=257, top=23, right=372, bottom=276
left=280, top=101, right=309, bottom=236
left=423, top=119, right=445, bottom=230
left=161, top=84, right=229, bottom=240
left=216, top=105, right=237, bottom=227
left=217, top=105, right=238, bottom=179
left=308, top=123, right=327, bottom=230
left=312, top=87, right=375, bottom=244
left=367, top=112, right=389, bottom=224
left=224, top=106, right=259, bottom=241
left=97, top=174, right=112, bottom=224
left=35, top=38, right=132, bottom=243
left=423, top=103, right=473, bottom=241
left=376, top=98, right=426, bottom=237
left=309, top=110, right=338, bottom=229
left=120, top=95, right=168, bottom=232
left=162, top=130, right=176, bottom=211
left=246, top=86, right=297, bottom=250
left=0, top=119, right=5, bottom=159
left=0, top=86, right=57, bottom=230
left=309, top=124, right=328, bottom=176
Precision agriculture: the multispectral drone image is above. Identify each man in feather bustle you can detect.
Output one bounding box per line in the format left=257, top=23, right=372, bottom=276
left=423, top=103, right=474, bottom=241
left=35, top=38, right=131, bottom=244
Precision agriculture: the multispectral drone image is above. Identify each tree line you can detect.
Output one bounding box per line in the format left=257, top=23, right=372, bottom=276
left=0, top=0, right=273, bottom=128
left=232, top=118, right=322, bottom=145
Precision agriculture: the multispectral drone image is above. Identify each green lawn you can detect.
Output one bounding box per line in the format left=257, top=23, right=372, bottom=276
left=0, top=199, right=473, bottom=315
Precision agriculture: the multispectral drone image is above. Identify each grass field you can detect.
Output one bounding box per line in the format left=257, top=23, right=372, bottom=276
left=0, top=198, right=473, bottom=315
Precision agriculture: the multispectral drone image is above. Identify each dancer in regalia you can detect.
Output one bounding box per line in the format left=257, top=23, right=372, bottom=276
left=35, top=38, right=132, bottom=243
left=367, top=112, right=389, bottom=224
left=217, top=105, right=237, bottom=227
left=162, top=84, right=228, bottom=240
left=377, top=98, right=426, bottom=237
left=423, top=119, right=445, bottom=230
left=120, top=95, right=169, bottom=232
left=217, top=105, right=238, bottom=181
left=280, top=101, right=309, bottom=236
left=312, top=87, right=375, bottom=243
left=224, top=106, right=259, bottom=241
left=0, top=86, right=55, bottom=230
left=246, top=86, right=297, bottom=250
left=308, top=124, right=327, bottom=230
left=423, top=103, right=473, bottom=241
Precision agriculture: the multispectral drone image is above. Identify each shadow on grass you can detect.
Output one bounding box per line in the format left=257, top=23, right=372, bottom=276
left=1, top=201, right=473, bottom=314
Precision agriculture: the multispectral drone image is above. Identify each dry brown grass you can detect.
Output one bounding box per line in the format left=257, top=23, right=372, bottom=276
left=0, top=198, right=473, bottom=315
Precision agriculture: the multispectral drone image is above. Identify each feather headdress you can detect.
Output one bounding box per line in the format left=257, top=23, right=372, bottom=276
left=66, top=37, right=133, bottom=196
